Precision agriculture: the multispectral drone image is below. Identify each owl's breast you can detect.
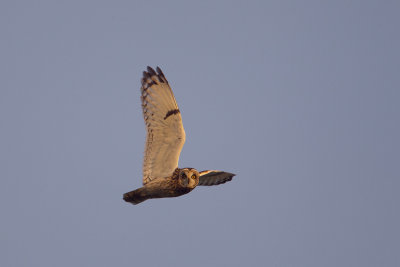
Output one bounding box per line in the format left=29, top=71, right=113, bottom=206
left=143, top=177, right=194, bottom=199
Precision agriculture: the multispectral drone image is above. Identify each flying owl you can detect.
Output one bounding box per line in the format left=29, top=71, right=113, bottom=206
left=123, top=66, right=236, bottom=205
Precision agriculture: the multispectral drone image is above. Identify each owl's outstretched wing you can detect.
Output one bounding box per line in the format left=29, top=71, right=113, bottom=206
left=198, top=170, right=236, bottom=186
left=141, top=66, right=185, bottom=185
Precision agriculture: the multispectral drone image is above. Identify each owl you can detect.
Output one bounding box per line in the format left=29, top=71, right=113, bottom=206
left=123, top=66, right=236, bottom=205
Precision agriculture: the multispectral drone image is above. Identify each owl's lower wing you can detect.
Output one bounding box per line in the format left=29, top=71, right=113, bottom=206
left=141, top=67, right=186, bottom=185
left=198, top=170, right=236, bottom=186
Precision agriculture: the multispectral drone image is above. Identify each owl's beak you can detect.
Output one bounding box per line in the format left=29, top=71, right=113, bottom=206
left=181, top=177, right=188, bottom=186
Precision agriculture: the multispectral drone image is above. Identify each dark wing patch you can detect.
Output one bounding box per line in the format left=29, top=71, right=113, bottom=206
left=198, top=170, right=236, bottom=186
left=164, top=109, right=180, bottom=120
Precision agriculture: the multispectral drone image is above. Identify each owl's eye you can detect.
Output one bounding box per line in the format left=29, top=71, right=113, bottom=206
left=191, top=174, right=196, bottom=179
left=181, top=173, right=187, bottom=178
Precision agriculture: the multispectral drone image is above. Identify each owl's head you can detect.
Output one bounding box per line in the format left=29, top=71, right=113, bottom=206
left=178, top=168, right=199, bottom=189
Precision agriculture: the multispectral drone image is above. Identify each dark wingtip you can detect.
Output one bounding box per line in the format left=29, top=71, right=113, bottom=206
left=142, top=66, right=167, bottom=84
left=147, top=66, right=156, bottom=75
left=142, top=71, right=150, bottom=79
left=156, top=66, right=165, bottom=77
left=123, top=190, right=146, bottom=205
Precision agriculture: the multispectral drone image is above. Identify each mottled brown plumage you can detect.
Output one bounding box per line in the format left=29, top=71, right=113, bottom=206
left=123, top=66, right=236, bottom=205
left=123, top=168, right=199, bottom=205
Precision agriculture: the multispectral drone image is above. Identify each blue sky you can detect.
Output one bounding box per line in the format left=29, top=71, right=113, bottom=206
left=1, top=1, right=399, bottom=266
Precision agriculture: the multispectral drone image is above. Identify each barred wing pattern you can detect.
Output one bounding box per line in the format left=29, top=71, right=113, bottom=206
left=141, top=67, right=186, bottom=185
left=198, top=170, right=236, bottom=186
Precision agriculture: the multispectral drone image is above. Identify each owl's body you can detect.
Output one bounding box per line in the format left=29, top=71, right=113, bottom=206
left=123, top=168, right=199, bottom=205
left=123, top=66, right=236, bottom=205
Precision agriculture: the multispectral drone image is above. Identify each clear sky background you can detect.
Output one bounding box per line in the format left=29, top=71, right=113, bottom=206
left=1, top=1, right=399, bottom=266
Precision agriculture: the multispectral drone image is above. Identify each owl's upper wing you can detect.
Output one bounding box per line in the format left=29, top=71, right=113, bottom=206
left=198, top=170, right=236, bottom=186
left=141, top=66, right=185, bottom=185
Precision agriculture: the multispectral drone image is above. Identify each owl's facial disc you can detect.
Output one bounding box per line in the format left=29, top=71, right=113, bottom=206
left=179, top=169, right=199, bottom=188
left=187, top=169, right=199, bottom=189
left=179, top=171, right=189, bottom=187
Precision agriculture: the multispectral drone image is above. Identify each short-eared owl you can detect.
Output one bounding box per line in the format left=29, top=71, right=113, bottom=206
left=123, top=66, right=235, bottom=205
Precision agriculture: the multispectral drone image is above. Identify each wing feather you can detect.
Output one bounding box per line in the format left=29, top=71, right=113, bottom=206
left=198, top=170, right=236, bottom=186
left=141, top=66, right=185, bottom=185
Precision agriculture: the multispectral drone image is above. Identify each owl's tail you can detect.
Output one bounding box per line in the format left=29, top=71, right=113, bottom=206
left=123, top=187, right=149, bottom=205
